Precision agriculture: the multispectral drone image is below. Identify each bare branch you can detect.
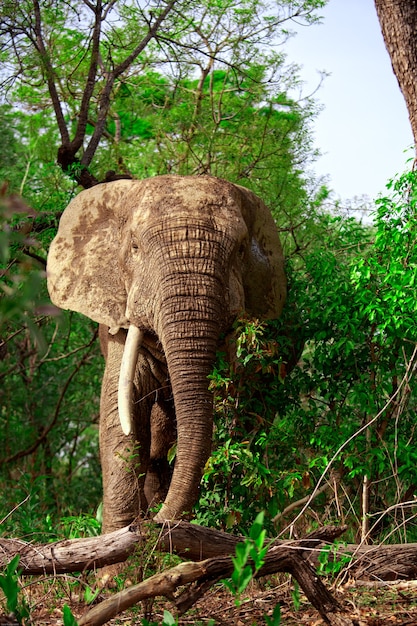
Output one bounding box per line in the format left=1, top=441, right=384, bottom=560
left=69, top=0, right=102, bottom=154
left=81, top=0, right=178, bottom=167
left=32, top=0, right=70, bottom=145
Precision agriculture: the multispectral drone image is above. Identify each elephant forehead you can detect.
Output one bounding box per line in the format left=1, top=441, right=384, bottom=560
left=129, top=176, right=245, bottom=227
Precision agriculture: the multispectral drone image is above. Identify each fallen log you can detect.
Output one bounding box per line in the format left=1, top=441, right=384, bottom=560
left=1, top=521, right=417, bottom=581
left=3, top=522, right=417, bottom=624
left=0, top=521, right=345, bottom=575
left=0, top=525, right=140, bottom=575
left=0, top=523, right=354, bottom=625
left=337, top=542, right=417, bottom=581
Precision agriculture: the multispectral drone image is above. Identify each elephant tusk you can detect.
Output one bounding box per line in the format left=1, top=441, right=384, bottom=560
left=118, top=324, right=143, bottom=435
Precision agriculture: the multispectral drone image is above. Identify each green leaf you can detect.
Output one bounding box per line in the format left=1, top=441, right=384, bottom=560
left=236, top=564, right=253, bottom=594
left=63, top=605, right=79, bottom=626
left=249, top=511, right=265, bottom=541
left=234, top=541, right=251, bottom=568
left=264, top=603, right=281, bottom=626
left=162, top=609, right=177, bottom=625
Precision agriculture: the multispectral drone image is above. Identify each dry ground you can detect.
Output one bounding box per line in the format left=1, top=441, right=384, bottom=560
left=5, top=574, right=417, bottom=625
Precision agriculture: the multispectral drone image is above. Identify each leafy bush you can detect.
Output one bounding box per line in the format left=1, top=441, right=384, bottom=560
left=199, top=170, right=417, bottom=542
left=0, top=556, right=30, bottom=624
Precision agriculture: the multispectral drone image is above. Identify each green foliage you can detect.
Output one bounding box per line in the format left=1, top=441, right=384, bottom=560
left=1, top=0, right=327, bottom=223
left=115, top=66, right=320, bottom=229
left=198, top=313, right=304, bottom=532
left=0, top=193, right=47, bottom=333
left=291, top=581, right=301, bottom=611
left=0, top=104, right=75, bottom=204
left=63, top=604, right=79, bottom=626
left=0, top=308, right=102, bottom=539
left=0, top=556, right=30, bottom=624
left=83, top=584, right=100, bottom=606
left=0, top=185, right=101, bottom=539
left=264, top=603, right=282, bottom=626
left=0, top=189, right=103, bottom=539
left=224, top=512, right=268, bottom=599
left=317, top=543, right=351, bottom=578
left=59, top=513, right=101, bottom=539
left=222, top=513, right=282, bottom=623
left=289, top=173, right=417, bottom=530
left=199, top=169, right=417, bottom=543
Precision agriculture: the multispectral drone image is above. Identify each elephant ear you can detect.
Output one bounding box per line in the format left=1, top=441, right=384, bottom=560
left=237, top=185, right=287, bottom=319
left=47, top=180, right=137, bottom=329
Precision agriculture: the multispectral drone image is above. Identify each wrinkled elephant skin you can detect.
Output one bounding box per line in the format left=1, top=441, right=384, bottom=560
left=47, top=175, right=287, bottom=531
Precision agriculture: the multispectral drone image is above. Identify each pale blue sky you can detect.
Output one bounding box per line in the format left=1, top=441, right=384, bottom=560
left=286, top=0, right=414, bottom=202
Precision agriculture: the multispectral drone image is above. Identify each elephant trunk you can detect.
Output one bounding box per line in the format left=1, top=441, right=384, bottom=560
left=119, top=221, right=236, bottom=521
left=150, top=233, right=230, bottom=520
left=154, top=297, right=222, bottom=521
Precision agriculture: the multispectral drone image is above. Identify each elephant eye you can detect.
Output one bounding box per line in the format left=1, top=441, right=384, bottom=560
left=237, top=239, right=248, bottom=260
left=131, top=239, right=139, bottom=251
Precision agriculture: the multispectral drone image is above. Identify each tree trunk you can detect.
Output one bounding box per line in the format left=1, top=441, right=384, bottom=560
left=374, top=0, right=417, bottom=149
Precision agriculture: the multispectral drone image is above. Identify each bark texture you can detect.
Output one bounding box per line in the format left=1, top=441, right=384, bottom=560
left=2, top=521, right=417, bottom=581
left=374, top=0, right=417, bottom=148
left=78, top=551, right=353, bottom=626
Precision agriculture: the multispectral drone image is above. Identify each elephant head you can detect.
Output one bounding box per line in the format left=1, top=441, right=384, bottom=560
left=47, top=175, right=286, bottom=525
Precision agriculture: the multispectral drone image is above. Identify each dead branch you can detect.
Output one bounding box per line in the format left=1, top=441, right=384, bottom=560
left=1, top=520, right=416, bottom=582
left=77, top=537, right=353, bottom=626
left=0, top=522, right=355, bottom=624
left=273, top=470, right=340, bottom=523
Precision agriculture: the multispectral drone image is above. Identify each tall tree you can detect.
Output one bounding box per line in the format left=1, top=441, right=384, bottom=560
left=374, top=0, right=417, bottom=150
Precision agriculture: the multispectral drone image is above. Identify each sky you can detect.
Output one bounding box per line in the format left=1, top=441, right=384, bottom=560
left=285, top=0, right=414, bottom=203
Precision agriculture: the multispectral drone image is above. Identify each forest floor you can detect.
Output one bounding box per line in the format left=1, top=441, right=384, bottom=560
left=9, top=574, right=417, bottom=625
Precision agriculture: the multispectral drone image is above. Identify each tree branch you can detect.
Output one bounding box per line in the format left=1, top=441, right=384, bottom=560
left=81, top=0, right=178, bottom=168
left=68, top=1, right=102, bottom=155
left=32, top=0, right=70, bottom=146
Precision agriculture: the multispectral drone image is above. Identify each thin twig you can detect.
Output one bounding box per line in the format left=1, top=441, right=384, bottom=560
left=0, top=494, right=30, bottom=525
left=277, top=343, right=417, bottom=537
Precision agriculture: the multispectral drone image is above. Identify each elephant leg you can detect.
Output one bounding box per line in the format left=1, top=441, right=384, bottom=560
left=99, top=330, right=151, bottom=534
left=144, top=397, right=176, bottom=509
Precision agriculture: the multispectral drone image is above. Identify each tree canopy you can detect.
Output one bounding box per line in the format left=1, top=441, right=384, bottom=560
left=0, top=0, right=325, bottom=189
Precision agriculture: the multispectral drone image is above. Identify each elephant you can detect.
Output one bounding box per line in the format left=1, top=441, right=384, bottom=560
left=47, top=174, right=287, bottom=532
